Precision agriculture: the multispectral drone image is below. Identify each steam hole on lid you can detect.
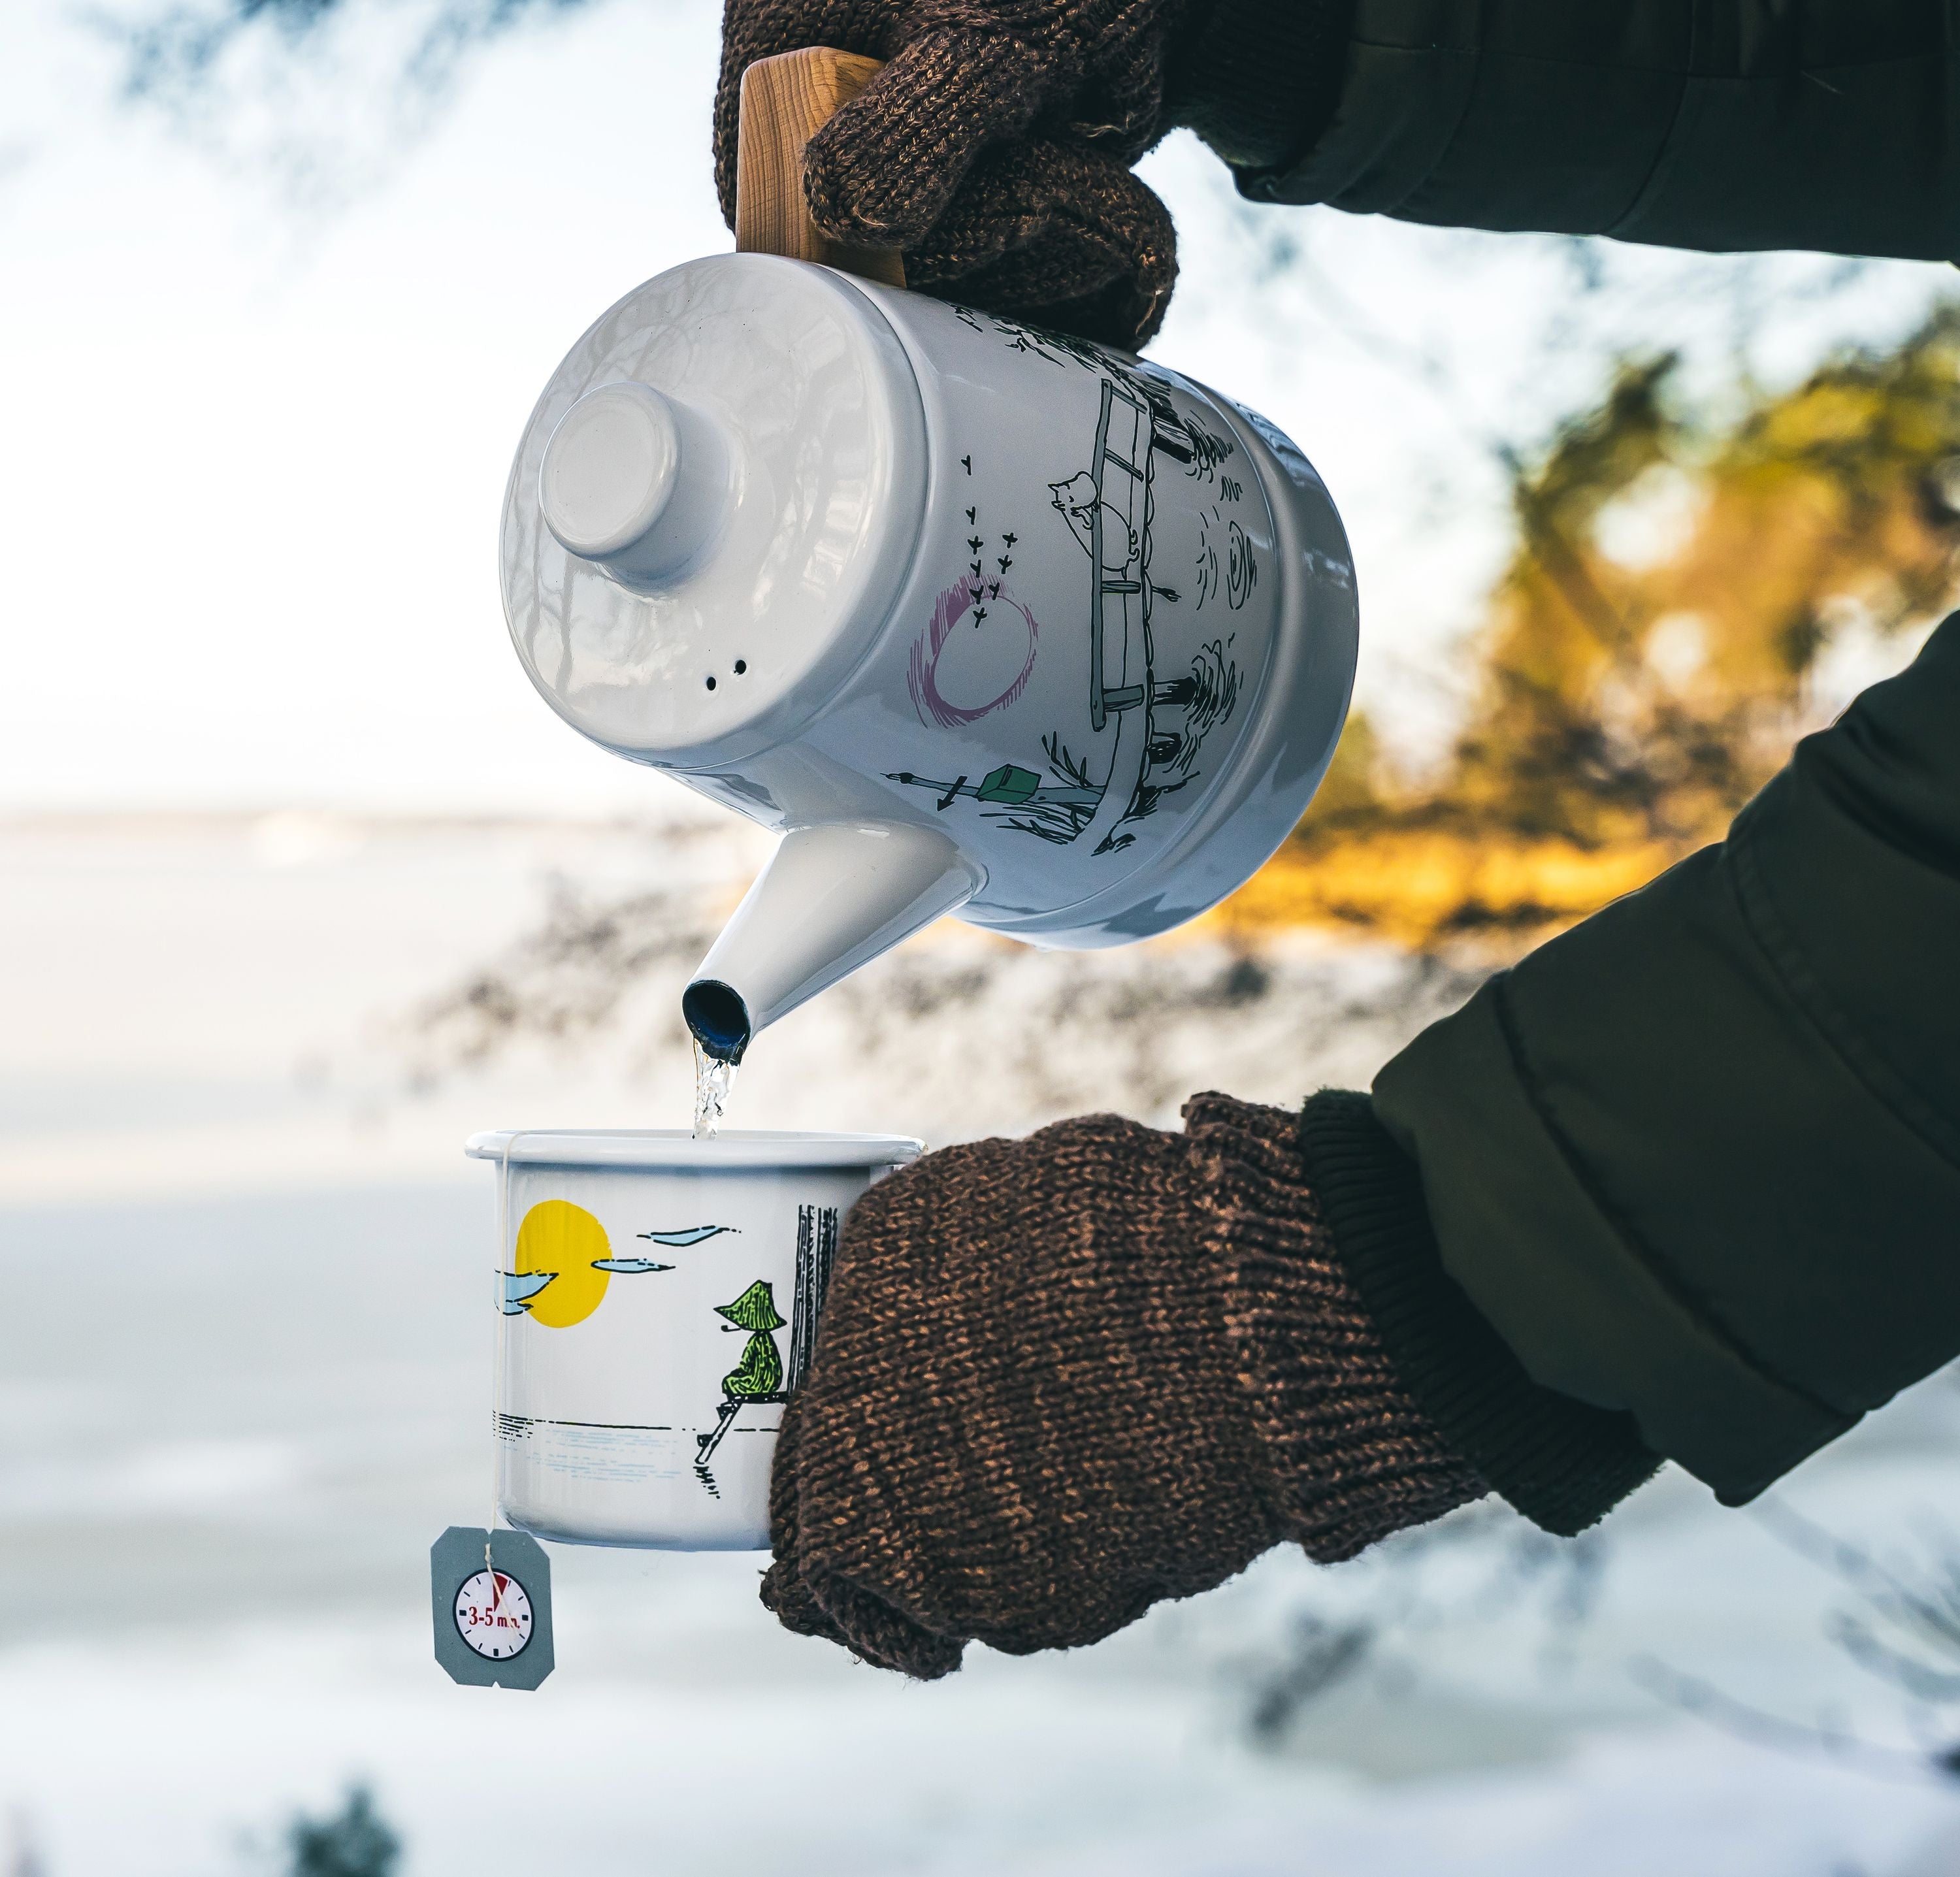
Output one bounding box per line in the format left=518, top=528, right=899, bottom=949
left=705, top=676, right=717, bottom=691
left=734, top=659, right=747, bottom=674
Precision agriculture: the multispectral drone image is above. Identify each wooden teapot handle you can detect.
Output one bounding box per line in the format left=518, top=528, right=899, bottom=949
left=735, top=47, right=907, bottom=288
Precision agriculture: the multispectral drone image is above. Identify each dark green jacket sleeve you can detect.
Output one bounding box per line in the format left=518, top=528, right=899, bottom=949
left=1373, top=619, right=1960, bottom=1503
left=1181, top=0, right=1960, bottom=263
left=1175, top=0, right=1960, bottom=1509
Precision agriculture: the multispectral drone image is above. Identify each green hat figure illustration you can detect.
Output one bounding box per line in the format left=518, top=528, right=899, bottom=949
left=715, top=1279, right=786, bottom=1400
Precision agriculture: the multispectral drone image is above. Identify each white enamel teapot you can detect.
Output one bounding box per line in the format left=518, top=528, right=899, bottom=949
left=499, top=50, right=1358, bottom=1062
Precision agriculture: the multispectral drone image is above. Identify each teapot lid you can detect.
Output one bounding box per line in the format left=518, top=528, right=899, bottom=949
left=500, top=255, right=926, bottom=769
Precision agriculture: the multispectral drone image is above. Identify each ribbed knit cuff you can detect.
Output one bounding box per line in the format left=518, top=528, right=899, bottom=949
left=1166, top=0, right=1354, bottom=176
left=1185, top=1093, right=1486, bottom=1563
left=1298, top=1090, right=1661, bottom=1537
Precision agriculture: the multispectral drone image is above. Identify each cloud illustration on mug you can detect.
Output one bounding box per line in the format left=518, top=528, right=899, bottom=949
left=501, top=1202, right=728, bottom=1324
left=501, top=1269, right=557, bottom=1313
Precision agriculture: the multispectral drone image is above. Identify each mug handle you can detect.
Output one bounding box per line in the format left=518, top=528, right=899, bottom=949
left=735, top=48, right=907, bottom=289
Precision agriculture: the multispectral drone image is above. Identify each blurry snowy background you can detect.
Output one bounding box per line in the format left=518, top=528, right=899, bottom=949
left=5, top=1, right=1960, bottom=1872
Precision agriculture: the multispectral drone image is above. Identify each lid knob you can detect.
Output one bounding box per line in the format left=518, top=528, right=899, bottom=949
left=539, top=381, right=728, bottom=589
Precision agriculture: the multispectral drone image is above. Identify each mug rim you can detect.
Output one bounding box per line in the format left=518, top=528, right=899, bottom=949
left=465, top=1128, right=923, bottom=1171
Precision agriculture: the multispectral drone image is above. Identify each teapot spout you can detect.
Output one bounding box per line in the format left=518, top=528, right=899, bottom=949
left=683, top=821, right=980, bottom=1062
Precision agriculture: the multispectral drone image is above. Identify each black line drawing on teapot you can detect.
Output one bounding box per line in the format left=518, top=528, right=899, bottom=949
left=891, top=362, right=1242, bottom=856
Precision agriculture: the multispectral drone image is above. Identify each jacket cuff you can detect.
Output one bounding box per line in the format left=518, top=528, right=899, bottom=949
left=1167, top=0, right=1355, bottom=175
left=1298, top=1089, right=1660, bottom=1536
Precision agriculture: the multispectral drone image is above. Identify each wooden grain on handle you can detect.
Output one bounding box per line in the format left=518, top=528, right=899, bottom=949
left=735, top=48, right=906, bottom=288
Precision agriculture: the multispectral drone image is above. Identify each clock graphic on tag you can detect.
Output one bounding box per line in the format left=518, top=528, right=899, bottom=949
left=454, top=1568, right=533, bottom=1659
left=431, top=1526, right=554, bottom=1689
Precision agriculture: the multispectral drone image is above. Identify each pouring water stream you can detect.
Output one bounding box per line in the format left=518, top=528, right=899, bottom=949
left=691, top=1038, right=737, bottom=1138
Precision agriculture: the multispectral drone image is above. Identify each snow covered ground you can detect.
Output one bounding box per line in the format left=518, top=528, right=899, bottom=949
left=3, top=814, right=1958, bottom=1876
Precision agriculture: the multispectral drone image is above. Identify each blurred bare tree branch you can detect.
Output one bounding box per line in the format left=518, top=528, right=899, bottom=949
left=109, top=0, right=598, bottom=112
left=1634, top=1499, right=1960, bottom=1786
left=1228, top=1509, right=1616, bottom=1754
left=91, top=0, right=613, bottom=205
left=400, top=868, right=1492, bottom=1137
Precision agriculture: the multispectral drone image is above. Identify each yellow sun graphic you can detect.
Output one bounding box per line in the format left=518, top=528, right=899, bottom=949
left=514, top=1200, right=612, bottom=1328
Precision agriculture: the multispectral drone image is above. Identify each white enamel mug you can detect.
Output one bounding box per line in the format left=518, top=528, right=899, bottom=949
left=466, top=1128, right=921, bottom=1550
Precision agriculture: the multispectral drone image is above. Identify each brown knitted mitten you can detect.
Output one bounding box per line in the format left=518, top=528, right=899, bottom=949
left=760, top=1094, right=1487, bottom=1679
left=714, top=0, right=1209, bottom=348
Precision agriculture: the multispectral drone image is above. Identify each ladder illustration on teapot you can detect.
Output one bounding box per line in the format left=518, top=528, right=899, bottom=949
left=889, top=367, right=1246, bottom=857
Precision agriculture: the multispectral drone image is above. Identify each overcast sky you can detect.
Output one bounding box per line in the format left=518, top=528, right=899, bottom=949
left=2, top=0, right=1947, bottom=815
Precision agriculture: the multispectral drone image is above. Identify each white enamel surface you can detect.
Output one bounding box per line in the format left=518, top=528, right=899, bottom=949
left=800, top=286, right=1350, bottom=945
left=478, top=1137, right=914, bottom=1550
left=976, top=399, right=1358, bottom=943
left=689, top=819, right=979, bottom=1044
left=500, top=259, right=1358, bottom=1037
left=501, top=255, right=927, bottom=768
left=539, top=380, right=681, bottom=559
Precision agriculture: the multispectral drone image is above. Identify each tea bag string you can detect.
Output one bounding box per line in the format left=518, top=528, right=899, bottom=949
left=489, top=1132, right=528, bottom=1576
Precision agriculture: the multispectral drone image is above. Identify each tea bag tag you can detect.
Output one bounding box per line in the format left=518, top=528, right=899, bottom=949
left=431, top=1526, right=554, bottom=1690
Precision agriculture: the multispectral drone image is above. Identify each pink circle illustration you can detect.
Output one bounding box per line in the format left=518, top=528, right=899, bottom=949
left=908, top=577, right=1039, bottom=729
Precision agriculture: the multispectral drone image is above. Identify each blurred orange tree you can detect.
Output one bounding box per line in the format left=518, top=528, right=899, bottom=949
left=1224, top=304, right=1960, bottom=947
